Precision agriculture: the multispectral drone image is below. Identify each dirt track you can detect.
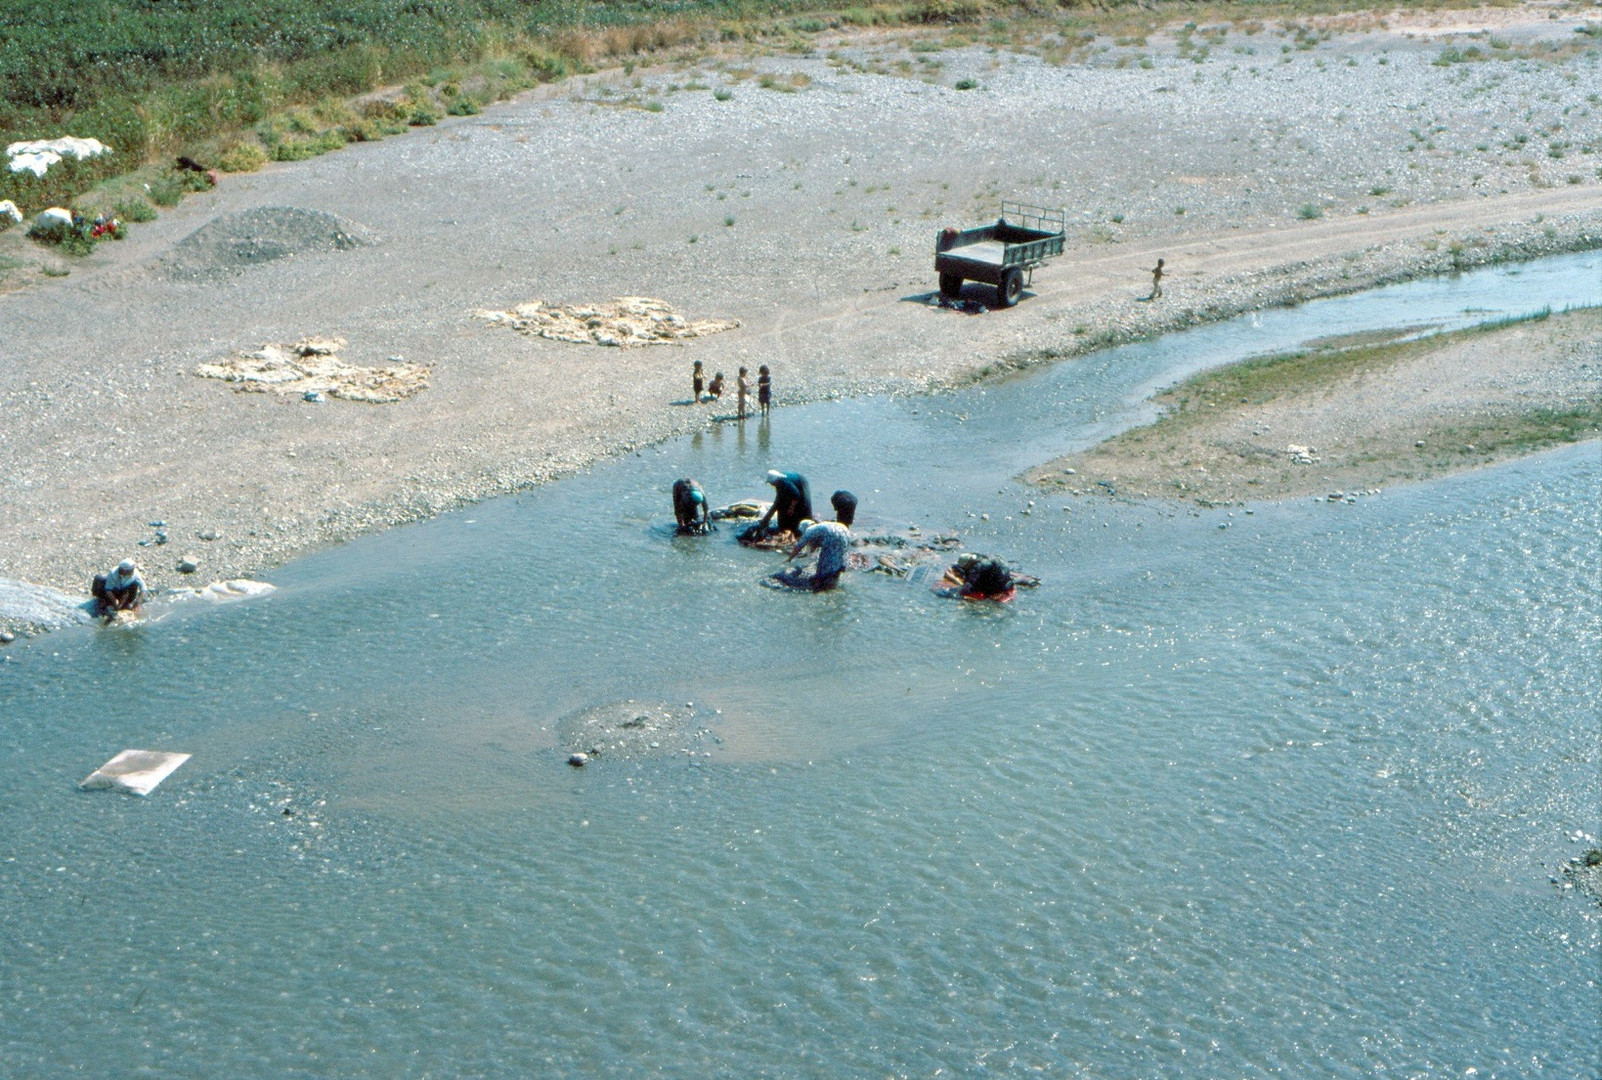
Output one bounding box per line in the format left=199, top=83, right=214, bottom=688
left=2, top=5, right=1600, bottom=618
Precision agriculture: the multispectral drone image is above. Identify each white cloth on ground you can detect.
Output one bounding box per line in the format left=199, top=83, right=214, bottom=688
left=6, top=137, right=110, bottom=177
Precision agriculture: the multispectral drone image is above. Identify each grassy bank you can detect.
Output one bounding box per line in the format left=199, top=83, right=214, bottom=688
left=1, top=0, right=1424, bottom=218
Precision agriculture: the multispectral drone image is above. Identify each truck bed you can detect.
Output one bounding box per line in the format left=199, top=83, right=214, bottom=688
left=944, top=240, right=1007, bottom=265
left=933, top=202, right=1067, bottom=304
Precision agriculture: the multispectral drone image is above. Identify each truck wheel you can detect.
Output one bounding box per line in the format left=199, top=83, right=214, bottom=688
left=999, top=269, right=1024, bottom=307
left=939, top=273, right=963, bottom=298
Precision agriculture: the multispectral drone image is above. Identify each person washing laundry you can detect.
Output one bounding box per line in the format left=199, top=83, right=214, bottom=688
left=91, top=559, right=144, bottom=619
left=672, top=478, right=713, bottom=534
left=741, top=470, right=813, bottom=545
left=776, top=491, right=858, bottom=591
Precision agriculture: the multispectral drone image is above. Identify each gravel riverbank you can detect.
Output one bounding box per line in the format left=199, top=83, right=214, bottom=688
left=2, top=4, right=1600, bottom=636
left=1026, top=307, right=1602, bottom=505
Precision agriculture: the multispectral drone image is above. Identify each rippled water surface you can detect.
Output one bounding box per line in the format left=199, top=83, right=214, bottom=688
left=3, top=254, right=1599, bottom=1077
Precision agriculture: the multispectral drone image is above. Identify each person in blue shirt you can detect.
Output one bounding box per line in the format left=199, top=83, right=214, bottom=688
left=672, top=478, right=713, bottom=534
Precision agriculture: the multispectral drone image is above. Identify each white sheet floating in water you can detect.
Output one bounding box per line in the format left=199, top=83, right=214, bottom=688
left=191, top=579, right=275, bottom=602
left=80, top=750, right=191, bottom=796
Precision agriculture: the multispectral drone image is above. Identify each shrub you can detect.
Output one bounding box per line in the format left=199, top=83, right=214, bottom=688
left=216, top=141, right=268, bottom=173
left=340, top=119, right=385, bottom=142
left=1297, top=203, right=1324, bottom=220
left=714, top=87, right=733, bottom=101
left=178, top=168, right=214, bottom=193
left=115, top=198, right=158, bottom=222
left=147, top=175, right=184, bottom=206
left=523, top=47, right=573, bottom=82
left=758, top=72, right=810, bottom=92
left=446, top=96, right=483, bottom=116
left=271, top=131, right=347, bottom=160
left=953, top=77, right=978, bottom=90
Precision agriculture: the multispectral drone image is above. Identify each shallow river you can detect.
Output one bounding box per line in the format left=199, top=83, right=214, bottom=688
left=2, top=253, right=1599, bottom=1077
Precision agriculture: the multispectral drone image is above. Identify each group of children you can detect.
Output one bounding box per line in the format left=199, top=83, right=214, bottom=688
left=691, top=361, right=771, bottom=420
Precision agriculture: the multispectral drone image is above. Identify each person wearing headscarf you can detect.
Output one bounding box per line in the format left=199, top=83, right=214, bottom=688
left=754, top=470, right=812, bottom=536
left=672, top=478, right=713, bottom=534
left=92, top=559, right=144, bottom=618
left=780, top=490, right=858, bottom=591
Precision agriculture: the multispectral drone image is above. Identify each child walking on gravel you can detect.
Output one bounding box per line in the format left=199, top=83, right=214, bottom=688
left=758, top=365, right=772, bottom=417
left=692, top=360, right=705, bottom=403
left=1149, top=258, right=1165, bottom=300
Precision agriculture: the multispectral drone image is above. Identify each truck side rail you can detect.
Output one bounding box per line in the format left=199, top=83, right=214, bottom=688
left=998, top=201, right=1067, bottom=237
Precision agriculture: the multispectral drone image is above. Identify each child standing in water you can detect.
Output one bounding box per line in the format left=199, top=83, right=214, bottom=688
left=736, top=367, right=750, bottom=420
left=757, top=365, right=772, bottom=417
left=692, top=360, right=705, bottom=403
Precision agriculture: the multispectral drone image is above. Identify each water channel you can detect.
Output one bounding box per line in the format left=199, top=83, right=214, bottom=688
left=2, top=252, right=1598, bottom=1076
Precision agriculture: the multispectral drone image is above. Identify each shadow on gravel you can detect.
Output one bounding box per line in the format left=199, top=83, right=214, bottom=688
left=901, top=287, right=1032, bottom=313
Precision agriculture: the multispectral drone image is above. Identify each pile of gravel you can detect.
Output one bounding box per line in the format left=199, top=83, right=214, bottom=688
left=558, top=699, right=715, bottom=763
left=161, top=206, right=377, bottom=280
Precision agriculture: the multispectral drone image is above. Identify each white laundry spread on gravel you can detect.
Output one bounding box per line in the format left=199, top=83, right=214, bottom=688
left=6, top=137, right=110, bottom=177
left=0, top=200, right=21, bottom=224
left=195, top=338, right=430, bottom=403
left=475, top=297, right=739, bottom=347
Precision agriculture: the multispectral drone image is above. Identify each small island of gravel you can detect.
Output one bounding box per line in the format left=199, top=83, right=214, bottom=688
left=1025, top=307, right=1602, bottom=505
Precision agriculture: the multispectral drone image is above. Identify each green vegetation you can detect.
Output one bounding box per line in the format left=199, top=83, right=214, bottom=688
left=1414, top=403, right=1601, bottom=459
left=1156, top=308, right=1563, bottom=418
left=113, top=197, right=157, bottom=223
left=0, top=0, right=1548, bottom=220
